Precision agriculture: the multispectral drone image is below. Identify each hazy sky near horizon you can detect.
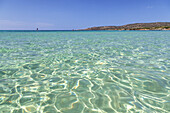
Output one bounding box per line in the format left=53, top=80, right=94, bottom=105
left=0, top=0, right=170, bottom=30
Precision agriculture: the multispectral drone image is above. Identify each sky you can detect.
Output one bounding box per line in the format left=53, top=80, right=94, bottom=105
left=0, top=0, right=170, bottom=30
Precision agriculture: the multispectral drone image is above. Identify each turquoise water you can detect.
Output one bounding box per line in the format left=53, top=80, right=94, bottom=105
left=0, top=31, right=169, bottom=113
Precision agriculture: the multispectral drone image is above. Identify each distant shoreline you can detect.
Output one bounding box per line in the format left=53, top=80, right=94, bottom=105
left=80, top=22, right=170, bottom=31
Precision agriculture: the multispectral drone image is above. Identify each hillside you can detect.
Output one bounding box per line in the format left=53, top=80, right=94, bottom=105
left=82, top=22, right=170, bottom=30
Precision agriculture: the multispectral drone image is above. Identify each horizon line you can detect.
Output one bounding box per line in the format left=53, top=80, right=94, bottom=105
left=1, top=21, right=170, bottom=31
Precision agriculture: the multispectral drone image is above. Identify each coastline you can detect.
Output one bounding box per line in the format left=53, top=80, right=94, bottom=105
left=80, top=22, right=170, bottom=31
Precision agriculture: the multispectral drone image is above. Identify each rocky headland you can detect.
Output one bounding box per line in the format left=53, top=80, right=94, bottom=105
left=81, top=22, right=170, bottom=30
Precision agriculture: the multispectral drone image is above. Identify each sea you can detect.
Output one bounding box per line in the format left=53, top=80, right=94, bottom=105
left=0, top=30, right=169, bottom=113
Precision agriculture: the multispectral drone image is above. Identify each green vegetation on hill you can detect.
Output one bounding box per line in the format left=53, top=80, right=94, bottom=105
left=82, top=22, right=170, bottom=30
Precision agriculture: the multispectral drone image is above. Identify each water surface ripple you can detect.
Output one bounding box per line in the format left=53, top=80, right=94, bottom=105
left=0, top=31, right=170, bottom=113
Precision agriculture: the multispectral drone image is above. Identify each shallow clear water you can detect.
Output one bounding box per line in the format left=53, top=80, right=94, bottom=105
left=0, top=31, right=169, bottom=113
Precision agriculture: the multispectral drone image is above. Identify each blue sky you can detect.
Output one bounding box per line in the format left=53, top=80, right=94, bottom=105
left=0, top=0, right=170, bottom=30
